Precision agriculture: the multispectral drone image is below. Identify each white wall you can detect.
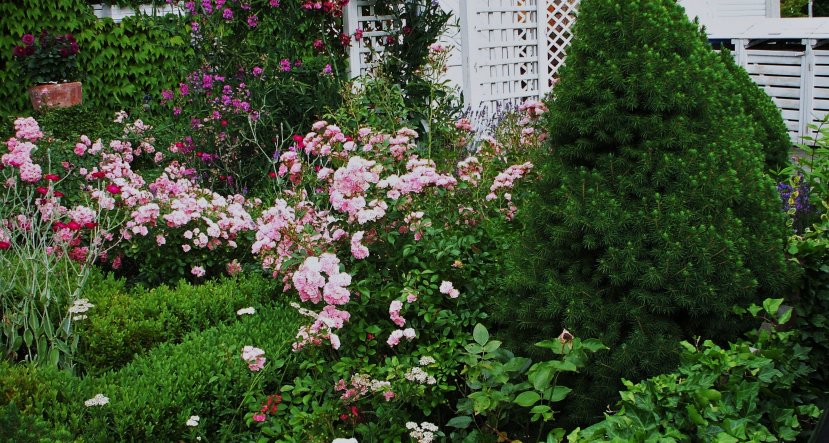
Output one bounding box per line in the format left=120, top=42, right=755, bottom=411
left=679, top=0, right=780, bottom=22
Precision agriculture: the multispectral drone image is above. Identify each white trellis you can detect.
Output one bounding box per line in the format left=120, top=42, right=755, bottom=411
left=345, top=0, right=580, bottom=110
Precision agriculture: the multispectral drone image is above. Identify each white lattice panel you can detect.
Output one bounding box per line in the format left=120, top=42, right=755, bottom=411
left=345, top=0, right=398, bottom=78
left=461, top=0, right=547, bottom=111
left=547, top=0, right=578, bottom=86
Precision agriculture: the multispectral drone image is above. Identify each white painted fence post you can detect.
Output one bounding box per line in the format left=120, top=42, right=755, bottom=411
left=344, top=2, right=362, bottom=79
left=732, top=38, right=749, bottom=67
left=460, top=0, right=481, bottom=110
left=800, top=39, right=816, bottom=142
left=537, top=0, right=551, bottom=96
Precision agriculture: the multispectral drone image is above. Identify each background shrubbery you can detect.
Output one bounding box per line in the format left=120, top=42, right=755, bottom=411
left=0, top=0, right=191, bottom=114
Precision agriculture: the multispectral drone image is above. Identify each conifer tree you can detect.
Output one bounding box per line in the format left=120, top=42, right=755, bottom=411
left=496, top=0, right=794, bottom=424
left=719, top=50, right=792, bottom=169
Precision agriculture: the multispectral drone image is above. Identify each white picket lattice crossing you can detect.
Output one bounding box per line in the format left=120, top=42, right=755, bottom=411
left=546, top=0, right=579, bottom=86
left=345, top=0, right=581, bottom=110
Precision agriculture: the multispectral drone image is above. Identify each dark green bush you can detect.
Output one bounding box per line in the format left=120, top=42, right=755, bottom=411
left=569, top=299, right=821, bottom=442
left=77, top=272, right=281, bottom=374
left=2, top=303, right=300, bottom=441
left=78, top=304, right=300, bottom=441
left=0, top=361, right=82, bottom=440
left=0, top=403, right=74, bottom=443
left=719, top=49, right=792, bottom=170
left=497, top=0, right=794, bottom=424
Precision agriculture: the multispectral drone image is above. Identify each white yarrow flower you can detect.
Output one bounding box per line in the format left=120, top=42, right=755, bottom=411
left=186, top=415, right=200, bottom=427
left=84, top=393, right=109, bottom=407
left=69, top=299, right=94, bottom=315
left=236, top=307, right=256, bottom=316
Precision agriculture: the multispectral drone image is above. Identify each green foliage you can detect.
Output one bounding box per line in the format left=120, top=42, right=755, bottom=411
left=1, top=303, right=301, bottom=441
left=719, top=49, right=792, bottom=170
left=780, top=115, right=829, bottom=404
left=1, top=0, right=191, bottom=114
left=568, top=299, right=822, bottom=442
left=10, top=31, right=80, bottom=85
left=448, top=324, right=606, bottom=442
left=497, top=0, right=794, bottom=424
left=0, top=361, right=80, bottom=441
left=76, top=272, right=280, bottom=374
left=0, top=402, right=74, bottom=443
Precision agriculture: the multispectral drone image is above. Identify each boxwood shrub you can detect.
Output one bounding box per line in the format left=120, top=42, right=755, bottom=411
left=2, top=303, right=300, bottom=441
left=77, top=272, right=280, bottom=374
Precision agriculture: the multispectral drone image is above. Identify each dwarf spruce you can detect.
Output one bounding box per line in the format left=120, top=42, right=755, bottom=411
left=496, top=0, right=795, bottom=424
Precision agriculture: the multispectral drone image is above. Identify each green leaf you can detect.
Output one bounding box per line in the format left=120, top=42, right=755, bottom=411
left=548, top=385, right=572, bottom=402
left=763, top=298, right=784, bottom=316
left=473, top=323, right=489, bottom=346
left=581, top=339, right=608, bottom=352
left=529, top=365, right=554, bottom=391
left=514, top=391, right=541, bottom=407
left=446, top=416, right=473, bottom=429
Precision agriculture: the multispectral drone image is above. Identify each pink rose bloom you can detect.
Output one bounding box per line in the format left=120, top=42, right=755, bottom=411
left=253, top=413, right=266, bottom=422
left=350, top=231, right=369, bottom=260
left=439, top=281, right=454, bottom=295
left=191, top=266, right=206, bottom=277
left=19, top=162, right=42, bottom=183
left=242, top=345, right=266, bottom=371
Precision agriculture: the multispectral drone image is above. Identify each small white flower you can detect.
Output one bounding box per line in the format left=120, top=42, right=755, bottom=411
left=332, top=439, right=358, bottom=443
left=84, top=393, right=109, bottom=407
left=418, top=356, right=435, bottom=366
left=186, top=415, right=200, bottom=427
left=69, top=299, right=94, bottom=315
left=236, top=307, right=256, bottom=316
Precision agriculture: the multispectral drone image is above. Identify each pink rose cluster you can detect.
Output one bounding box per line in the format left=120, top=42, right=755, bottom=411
left=517, top=99, right=549, bottom=145
left=335, top=373, right=395, bottom=403
left=241, top=345, right=266, bottom=371
left=2, top=118, right=44, bottom=183
left=252, top=119, right=535, bottom=353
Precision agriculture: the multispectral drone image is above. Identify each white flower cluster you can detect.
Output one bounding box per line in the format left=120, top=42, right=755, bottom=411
left=186, top=415, right=200, bottom=427
left=236, top=307, right=256, bottom=316
left=84, top=393, right=109, bottom=407
left=418, top=356, right=436, bottom=366
left=68, top=298, right=94, bottom=320
left=405, top=367, right=436, bottom=385
left=406, top=422, right=439, bottom=443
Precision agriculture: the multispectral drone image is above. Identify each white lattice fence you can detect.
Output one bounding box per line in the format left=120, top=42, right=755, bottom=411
left=344, top=1, right=398, bottom=78
left=546, top=0, right=579, bottom=86
left=344, top=0, right=580, bottom=110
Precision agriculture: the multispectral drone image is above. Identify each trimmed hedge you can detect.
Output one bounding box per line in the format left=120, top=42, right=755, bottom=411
left=1, top=303, right=301, bottom=441
left=78, top=272, right=281, bottom=374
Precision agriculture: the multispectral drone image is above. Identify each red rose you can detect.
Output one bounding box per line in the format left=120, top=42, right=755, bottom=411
left=105, top=184, right=121, bottom=194
left=67, top=221, right=81, bottom=231
left=0, top=241, right=11, bottom=250
left=44, top=174, right=60, bottom=181
left=36, top=187, right=48, bottom=195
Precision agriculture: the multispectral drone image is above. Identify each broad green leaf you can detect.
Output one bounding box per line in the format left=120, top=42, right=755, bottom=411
left=514, top=391, right=541, bottom=407
left=529, top=365, right=554, bottom=391
left=473, top=323, right=489, bottom=345
left=446, top=416, right=473, bottom=429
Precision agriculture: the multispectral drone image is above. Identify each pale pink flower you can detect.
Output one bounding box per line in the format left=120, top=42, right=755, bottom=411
left=242, top=345, right=266, bottom=371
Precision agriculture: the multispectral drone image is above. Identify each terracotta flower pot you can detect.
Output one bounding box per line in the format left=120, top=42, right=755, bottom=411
left=28, top=82, right=83, bottom=110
